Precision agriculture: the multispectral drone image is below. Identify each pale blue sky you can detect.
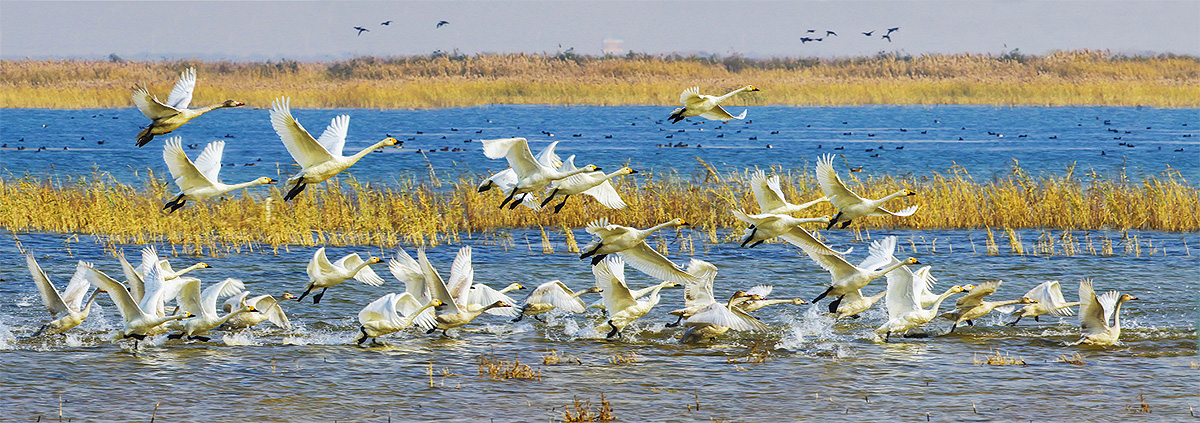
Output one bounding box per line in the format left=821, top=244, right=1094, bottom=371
left=2, top=1, right=1196, bottom=60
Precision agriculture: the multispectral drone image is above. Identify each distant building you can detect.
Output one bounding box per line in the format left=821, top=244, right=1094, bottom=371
left=602, top=38, right=624, bottom=55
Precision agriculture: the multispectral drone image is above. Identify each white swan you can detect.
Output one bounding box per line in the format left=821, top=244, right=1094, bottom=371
left=541, top=155, right=636, bottom=213
left=512, top=280, right=602, bottom=322
left=357, top=293, right=441, bottom=345
left=579, top=218, right=698, bottom=285
left=161, top=137, right=275, bottom=213
left=815, top=154, right=918, bottom=230
left=269, top=97, right=400, bottom=201
left=83, top=262, right=194, bottom=349
left=298, top=247, right=385, bottom=304
left=664, top=259, right=763, bottom=326
left=133, top=246, right=209, bottom=316
left=749, top=169, right=828, bottom=214
left=480, top=137, right=599, bottom=209
left=874, top=264, right=963, bottom=341
left=668, top=85, right=760, bottom=123
left=464, top=282, right=524, bottom=318
left=26, top=256, right=101, bottom=337
left=220, top=292, right=297, bottom=331
left=830, top=288, right=887, bottom=319
left=170, top=278, right=254, bottom=342
left=1069, top=279, right=1137, bottom=346
left=806, top=236, right=918, bottom=305
left=593, top=256, right=678, bottom=339
left=939, top=280, right=1036, bottom=333
left=138, top=245, right=210, bottom=281
left=1007, top=281, right=1079, bottom=325
left=731, top=210, right=847, bottom=253
left=132, top=67, right=244, bottom=147
left=414, top=248, right=514, bottom=336
left=680, top=292, right=769, bottom=344
left=477, top=141, right=562, bottom=210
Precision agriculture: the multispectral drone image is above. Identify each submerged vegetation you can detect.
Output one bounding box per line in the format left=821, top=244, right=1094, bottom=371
left=2, top=50, right=1198, bottom=108
left=0, top=163, right=1195, bottom=253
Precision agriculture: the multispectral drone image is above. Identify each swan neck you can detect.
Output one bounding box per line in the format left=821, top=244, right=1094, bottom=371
left=348, top=139, right=392, bottom=162
left=1113, top=298, right=1127, bottom=328
left=878, top=190, right=909, bottom=203
left=195, top=103, right=226, bottom=114
left=227, top=179, right=269, bottom=191
left=930, top=289, right=958, bottom=311
left=716, top=86, right=750, bottom=102
left=81, top=289, right=103, bottom=312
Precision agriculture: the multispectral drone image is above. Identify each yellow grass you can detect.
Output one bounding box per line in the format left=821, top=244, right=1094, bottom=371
left=2, top=50, right=1198, bottom=108
left=973, top=350, right=1027, bottom=366
left=563, top=393, right=615, bottom=422
left=0, top=163, right=1195, bottom=252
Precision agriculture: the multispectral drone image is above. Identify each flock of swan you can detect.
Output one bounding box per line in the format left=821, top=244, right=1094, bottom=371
left=18, top=68, right=1138, bottom=351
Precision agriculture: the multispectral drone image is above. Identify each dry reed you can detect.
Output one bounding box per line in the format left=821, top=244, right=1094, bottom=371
left=562, top=393, right=615, bottom=422
left=607, top=352, right=640, bottom=365
left=1, top=163, right=1195, bottom=252
left=477, top=353, right=542, bottom=381
left=973, top=350, right=1027, bottom=366
left=2, top=50, right=1198, bottom=109
left=1054, top=352, right=1087, bottom=365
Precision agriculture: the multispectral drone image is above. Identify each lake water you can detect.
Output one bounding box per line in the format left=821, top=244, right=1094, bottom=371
left=0, top=105, right=1198, bottom=422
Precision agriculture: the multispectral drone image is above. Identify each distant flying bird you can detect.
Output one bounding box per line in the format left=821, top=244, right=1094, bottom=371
left=806, top=29, right=815, bottom=33
left=826, top=30, right=837, bottom=37
left=862, top=30, right=874, bottom=36
left=882, top=34, right=892, bottom=42
left=354, top=26, right=370, bottom=36
left=437, top=20, right=450, bottom=28
left=381, top=21, right=392, bottom=26
left=886, top=27, right=900, bottom=35
left=800, top=37, right=813, bottom=44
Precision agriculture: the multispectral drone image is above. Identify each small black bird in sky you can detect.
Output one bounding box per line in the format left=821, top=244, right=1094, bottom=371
left=437, top=20, right=450, bottom=28
left=381, top=21, right=392, bottom=26
left=800, top=37, right=813, bottom=43
left=882, top=34, right=892, bottom=42
left=354, top=26, right=370, bottom=36
left=886, top=27, right=900, bottom=35
left=806, top=29, right=815, bottom=33
left=826, top=30, right=837, bottom=37
left=862, top=30, right=874, bottom=36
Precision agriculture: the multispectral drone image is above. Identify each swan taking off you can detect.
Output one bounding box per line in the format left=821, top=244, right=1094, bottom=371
left=405, top=247, right=515, bottom=336
left=220, top=292, right=297, bottom=331
left=815, top=154, right=918, bottom=230
left=1069, top=279, right=1136, bottom=346
left=541, top=155, right=636, bottom=213
left=730, top=209, right=845, bottom=252
left=593, top=256, right=679, bottom=339
left=357, top=293, right=440, bottom=345
left=680, top=292, right=769, bottom=344
left=269, top=97, right=400, bottom=201
left=512, top=280, right=601, bottom=323
left=668, top=85, right=760, bottom=123
left=170, top=278, right=253, bottom=342
left=480, top=137, right=599, bottom=209
left=298, top=247, right=385, bottom=304
left=749, top=170, right=828, bottom=215
left=132, top=67, right=245, bottom=147
left=1007, top=281, right=1079, bottom=326
left=939, top=280, right=1036, bottom=333
left=26, top=255, right=102, bottom=337
left=875, top=262, right=963, bottom=341
left=735, top=285, right=808, bottom=313
left=161, top=137, right=274, bottom=213
left=83, top=262, right=194, bottom=349
left=579, top=218, right=698, bottom=285
left=807, top=236, right=918, bottom=305
left=477, top=141, right=562, bottom=210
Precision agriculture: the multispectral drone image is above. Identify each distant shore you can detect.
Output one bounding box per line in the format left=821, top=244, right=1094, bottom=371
left=2, top=51, right=1198, bottom=109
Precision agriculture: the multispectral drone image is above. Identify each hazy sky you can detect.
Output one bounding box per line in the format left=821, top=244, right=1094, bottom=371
left=2, top=1, right=1196, bottom=60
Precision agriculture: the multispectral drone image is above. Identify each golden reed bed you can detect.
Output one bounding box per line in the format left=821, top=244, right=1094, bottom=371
left=1, top=163, right=1195, bottom=253
left=2, top=50, right=1198, bottom=108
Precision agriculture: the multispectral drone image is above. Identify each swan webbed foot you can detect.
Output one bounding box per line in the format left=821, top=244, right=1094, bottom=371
left=356, top=327, right=370, bottom=345
left=283, top=182, right=307, bottom=201
left=748, top=240, right=764, bottom=248
left=902, top=332, right=930, bottom=339
left=1033, top=316, right=1040, bottom=322
left=665, top=315, right=683, bottom=327
left=828, top=296, right=844, bottom=314
left=540, top=188, right=559, bottom=207
left=167, top=333, right=183, bottom=340
left=966, top=320, right=974, bottom=326
left=826, top=213, right=841, bottom=230
left=849, top=314, right=861, bottom=319
left=812, top=286, right=833, bottom=304
left=511, top=314, right=525, bottom=323
left=553, top=198, right=568, bottom=214
left=129, top=333, right=147, bottom=341
left=189, top=335, right=211, bottom=342
left=605, top=321, right=620, bottom=339
left=296, top=285, right=315, bottom=303
left=441, top=330, right=450, bottom=337
left=590, top=254, right=608, bottom=266
left=312, top=288, right=328, bottom=304
left=30, top=324, right=48, bottom=338
left=534, top=314, right=547, bottom=323
left=839, top=220, right=852, bottom=229
left=426, top=327, right=437, bottom=334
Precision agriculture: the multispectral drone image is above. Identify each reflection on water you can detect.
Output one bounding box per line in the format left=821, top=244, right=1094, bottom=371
left=1, top=230, right=1196, bottom=421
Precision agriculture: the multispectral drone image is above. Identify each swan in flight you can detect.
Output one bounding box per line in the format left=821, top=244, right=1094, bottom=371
left=170, top=278, right=255, bottom=342
left=357, top=293, right=441, bottom=345
left=138, top=245, right=210, bottom=282
left=815, top=154, right=918, bottom=230
left=409, top=247, right=514, bottom=336
left=131, top=246, right=209, bottom=316
left=939, top=280, right=1036, bottom=333
left=512, top=280, right=602, bottom=322
left=1006, top=281, right=1079, bottom=326
left=269, top=97, right=400, bottom=201
left=680, top=292, right=769, bottom=344
left=875, top=264, right=964, bottom=341
left=593, top=256, right=679, bottom=339
left=298, top=247, right=385, bottom=304
left=1068, top=279, right=1136, bottom=346
left=749, top=170, right=828, bottom=214
left=735, top=285, right=808, bottom=312
left=730, top=210, right=847, bottom=253
left=83, top=262, right=194, bottom=349
left=132, top=67, right=244, bottom=147
left=541, top=156, right=636, bottom=213
left=161, top=137, right=275, bottom=213
left=477, top=141, right=562, bottom=210
left=668, top=85, right=760, bottom=123
left=480, top=137, right=599, bottom=209
left=26, top=255, right=102, bottom=337
left=807, top=236, right=918, bottom=305
left=579, top=218, right=697, bottom=285
left=666, top=260, right=743, bottom=326
left=220, top=292, right=297, bottom=331
left=830, top=288, right=887, bottom=319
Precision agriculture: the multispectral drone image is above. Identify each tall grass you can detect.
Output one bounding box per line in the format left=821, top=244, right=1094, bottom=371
left=2, top=50, right=1198, bottom=108
left=1, top=164, right=1195, bottom=252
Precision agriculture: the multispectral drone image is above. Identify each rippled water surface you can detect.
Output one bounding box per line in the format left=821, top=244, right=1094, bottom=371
left=0, top=105, right=1198, bottom=421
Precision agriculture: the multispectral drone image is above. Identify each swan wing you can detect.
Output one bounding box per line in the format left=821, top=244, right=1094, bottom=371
left=1077, top=279, right=1107, bottom=334
left=253, top=295, right=292, bottom=329
left=857, top=236, right=898, bottom=272
left=581, top=180, right=627, bottom=209
left=911, top=265, right=938, bottom=297
left=1096, top=290, right=1120, bottom=329
left=683, top=259, right=718, bottom=308
left=750, top=170, right=786, bottom=213
left=956, top=280, right=1000, bottom=309
left=393, top=292, right=437, bottom=329
left=201, top=278, right=245, bottom=315
left=131, top=85, right=178, bottom=119
left=617, top=242, right=696, bottom=285
left=269, top=97, right=335, bottom=169
left=594, top=256, right=637, bottom=313
left=314, top=115, right=350, bottom=158
left=884, top=265, right=920, bottom=320
left=389, top=247, right=428, bottom=301
left=223, top=291, right=249, bottom=313
left=117, top=251, right=146, bottom=303
left=679, top=86, right=703, bottom=106
left=162, top=137, right=216, bottom=192
left=1045, top=281, right=1074, bottom=316
left=525, top=280, right=586, bottom=313
left=174, top=277, right=204, bottom=318
left=446, top=246, right=474, bottom=304
left=164, top=67, right=196, bottom=110
left=359, top=293, right=396, bottom=326
left=699, top=105, right=744, bottom=121
left=138, top=245, right=160, bottom=279
left=815, top=154, right=865, bottom=210
left=480, top=169, right=518, bottom=192
left=803, top=247, right=858, bottom=282
left=535, top=141, right=563, bottom=168
left=307, top=247, right=337, bottom=279
left=481, top=138, right=541, bottom=179
left=191, top=140, right=225, bottom=183
left=585, top=218, right=624, bottom=237
left=466, top=284, right=519, bottom=317
left=745, top=285, right=773, bottom=298
left=873, top=205, right=919, bottom=217
left=337, top=253, right=385, bottom=287
left=687, top=303, right=766, bottom=331
left=25, top=254, right=69, bottom=315
left=81, top=263, right=142, bottom=322
left=781, top=225, right=851, bottom=256
left=60, top=261, right=94, bottom=311
left=419, top=248, right=461, bottom=314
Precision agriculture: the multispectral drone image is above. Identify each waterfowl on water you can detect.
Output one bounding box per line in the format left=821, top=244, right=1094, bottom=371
left=939, top=280, right=1037, bottom=333
left=25, top=255, right=101, bottom=337
left=593, top=256, right=678, bottom=339
left=1069, top=279, right=1136, bottom=346
left=1006, top=281, right=1078, bottom=326
left=298, top=247, right=385, bottom=304
left=807, top=236, right=919, bottom=305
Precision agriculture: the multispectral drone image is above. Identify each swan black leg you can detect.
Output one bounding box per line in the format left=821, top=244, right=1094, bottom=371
left=828, top=296, right=843, bottom=314
left=1034, top=316, right=1040, bottom=322
left=812, top=286, right=834, bottom=304
left=749, top=240, right=765, bottom=248
left=826, top=212, right=842, bottom=230
left=590, top=254, right=608, bottom=266
left=540, top=188, right=560, bottom=207
left=356, top=327, right=369, bottom=345
left=284, top=182, right=307, bottom=201
left=534, top=315, right=547, bottom=323
left=296, top=285, right=316, bottom=303
left=189, top=335, right=211, bottom=342
left=511, top=313, right=526, bottom=323
left=508, top=194, right=525, bottom=209
left=499, top=189, right=518, bottom=208
left=839, top=220, right=852, bottom=229
left=426, top=327, right=437, bottom=334
left=553, top=197, right=569, bottom=214
left=605, top=321, right=620, bottom=339
left=580, top=243, right=603, bottom=260
left=167, top=333, right=183, bottom=340
left=966, top=320, right=973, bottom=326
left=740, top=227, right=759, bottom=248
left=666, top=315, right=684, bottom=327
left=312, top=288, right=328, bottom=304
left=948, top=322, right=958, bottom=334
left=1008, top=316, right=1023, bottom=326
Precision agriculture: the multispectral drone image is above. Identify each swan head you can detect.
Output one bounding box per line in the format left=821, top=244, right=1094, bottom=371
left=746, top=85, right=760, bottom=92
left=198, top=262, right=211, bottom=269
left=791, top=298, right=807, bottom=305
left=669, top=218, right=689, bottom=227
left=948, top=285, right=965, bottom=294
left=582, top=164, right=601, bottom=172
left=1119, top=293, right=1138, bottom=302
left=223, top=100, right=245, bottom=108
left=366, top=257, right=383, bottom=265
left=904, top=257, right=920, bottom=265
left=380, top=137, right=400, bottom=147
left=430, top=299, right=444, bottom=307
left=663, top=282, right=681, bottom=288
left=507, top=283, right=525, bottom=291
left=488, top=300, right=513, bottom=309
left=1018, top=297, right=1038, bottom=305
left=961, top=284, right=976, bottom=292
left=905, top=189, right=917, bottom=196
left=256, top=177, right=276, bottom=185
left=244, top=305, right=259, bottom=313
left=619, top=167, right=638, bottom=175
left=280, top=292, right=297, bottom=300
left=580, top=287, right=603, bottom=295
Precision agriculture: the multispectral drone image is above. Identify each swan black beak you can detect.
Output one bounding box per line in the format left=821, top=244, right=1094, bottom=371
left=267, top=179, right=277, bottom=185
left=630, top=170, right=639, bottom=174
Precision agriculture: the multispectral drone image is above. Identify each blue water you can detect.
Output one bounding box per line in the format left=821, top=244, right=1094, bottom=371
left=2, top=106, right=1197, bottom=185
